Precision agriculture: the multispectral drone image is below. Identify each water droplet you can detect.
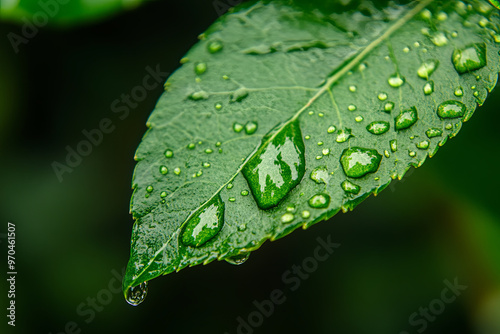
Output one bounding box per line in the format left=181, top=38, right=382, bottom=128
left=318, top=112, right=324, bottom=117
left=301, top=210, right=311, bottom=219
left=241, top=190, right=249, bottom=196
left=417, top=59, right=439, bottom=79
left=305, top=135, right=311, bottom=140
left=164, top=149, right=174, bottom=158
left=160, top=191, right=167, bottom=198
left=125, top=282, right=148, bottom=306
left=426, top=128, right=443, bottom=138
left=230, top=87, right=249, bottom=102
left=203, top=162, right=211, bottom=168
left=431, top=32, right=448, bottom=46
left=225, top=253, right=250, bottom=265
left=281, top=213, right=295, bottom=223
left=390, top=140, right=397, bottom=152
left=174, top=167, right=181, bottom=175
left=378, top=93, right=388, bottom=101
left=349, top=85, right=357, bottom=92
left=437, top=100, right=466, bottom=118
left=403, top=47, right=410, bottom=53
left=454, top=87, right=464, bottom=97
left=327, top=126, right=336, bottom=133
left=146, top=185, right=153, bottom=193
left=233, top=122, right=244, bottom=133
left=242, top=120, right=305, bottom=209
left=437, top=11, right=448, bottom=20
left=238, top=223, right=247, bottom=231
left=308, top=111, right=314, bottom=115
left=310, top=166, right=329, bottom=184
left=286, top=205, right=295, bottom=213
left=205, top=149, right=213, bottom=154
left=160, top=166, right=168, bottom=174
left=423, top=81, right=434, bottom=95
left=388, top=74, right=405, bottom=88
left=395, top=106, right=418, bottom=130
left=336, top=128, right=352, bottom=143
left=187, top=143, right=196, bottom=150
left=384, top=150, right=390, bottom=158
left=473, top=91, right=479, bottom=97
left=194, top=62, right=207, bottom=75
left=341, top=180, right=360, bottom=194
left=416, top=141, right=430, bottom=150
left=409, top=151, right=417, bottom=157
left=421, top=8, right=432, bottom=20
left=384, top=102, right=395, bottom=112
left=245, top=121, right=258, bottom=135
left=452, top=43, right=487, bottom=74
left=180, top=57, right=189, bottom=64
left=196, top=170, right=203, bottom=177
left=207, top=40, right=223, bottom=53
left=308, top=194, right=330, bottom=209
left=366, top=121, right=390, bottom=135
left=227, top=183, right=233, bottom=189
left=348, top=104, right=357, bottom=111
left=317, top=141, right=324, bottom=146
left=215, top=103, right=222, bottom=110
left=322, top=149, right=330, bottom=156
left=189, top=91, right=209, bottom=100
left=445, top=123, right=453, bottom=130
left=340, top=147, right=382, bottom=178
left=181, top=195, right=224, bottom=247
left=355, top=116, right=364, bottom=122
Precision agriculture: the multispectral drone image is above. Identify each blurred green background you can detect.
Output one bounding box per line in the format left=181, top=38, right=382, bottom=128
left=1, top=1, right=500, bottom=333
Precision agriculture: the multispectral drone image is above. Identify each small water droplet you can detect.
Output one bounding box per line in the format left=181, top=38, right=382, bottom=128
left=196, top=170, right=203, bottom=177
left=146, top=185, right=153, bottom=193
left=349, top=85, right=357, bottom=92
left=194, top=62, right=207, bottom=75
left=160, top=191, right=167, bottom=198
left=318, top=112, right=324, bottom=117
left=322, top=148, right=330, bottom=156
left=308, top=111, right=314, bottom=115
left=437, top=11, right=448, bottom=20
left=207, top=40, right=223, bottom=53
left=181, top=195, right=224, bottom=247
left=245, top=121, right=258, bottom=135
left=215, top=103, right=223, bottom=110
left=242, top=120, right=305, bottom=209
left=230, top=87, right=249, bottom=102
left=205, top=149, right=213, bottom=154
left=228, top=197, right=236, bottom=202
left=241, top=190, right=249, bottom=196
left=187, top=143, right=196, bottom=150
left=403, top=47, right=410, bottom=53
left=301, top=210, right=311, bottom=219
left=281, top=213, right=295, bottom=223
left=225, top=253, right=250, bottom=265
left=317, top=141, right=324, bottom=146
left=336, top=128, right=352, bottom=143
left=437, top=100, right=466, bottom=118
left=305, top=135, right=311, bottom=140
left=174, top=167, right=181, bottom=175
left=452, top=43, right=487, bottom=74
left=341, top=180, right=360, bottom=194
left=390, top=139, right=398, bottom=152
left=378, top=93, right=388, bottom=101
left=445, top=123, right=453, bottom=130
left=409, top=151, right=417, bottom=157
left=454, top=87, right=464, bottom=97
left=431, top=32, right=448, bottom=46
left=233, top=122, right=244, bottom=133
left=164, top=149, right=174, bottom=158
left=366, top=121, right=390, bottom=135
left=189, top=91, right=210, bottom=100
left=227, top=183, right=233, bottom=189
left=416, top=141, right=430, bottom=150
left=308, top=194, right=330, bottom=209
left=384, top=150, right=390, bottom=158
left=388, top=74, right=405, bottom=88
left=203, top=162, right=211, bottom=168
left=340, top=147, right=382, bottom=178
left=286, top=205, right=295, bottom=213
left=423, top=81, right=435, bottom=95
left=348, top=104, right=356, bottom=111
left=426, top=128, right=443, bottom=138
left=125, top=282, right=148, bottom=306
left=417, top=59, right=439, bottom=79
left=310, top=166, right=329, bottom=184
left=384, top=102, right=395, bottom=112
left=160, top=166, right=168, bottom=174
left=395, top=107, right=418, bottom=130
left=355, top=116, right=364, bottom=123
left=238, top=223, right=247, bottom=231
left=473, top=91, right=480, bottom=97
left=421, top=8, right=432, bottom=20
left=327, top=126, right=336, bottom=134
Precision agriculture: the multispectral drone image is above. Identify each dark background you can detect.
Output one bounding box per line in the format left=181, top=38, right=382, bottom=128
left=1, top=1, right=500, bottom=333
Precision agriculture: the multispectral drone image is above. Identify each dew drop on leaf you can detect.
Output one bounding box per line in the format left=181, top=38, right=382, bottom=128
left=416, top=141, right=430, bottom=150
left=241, top=190, right=249, bottom=196
left=242, top=120, right=305, bottom=210
left=180, top=194, right=225, bottom=247
left=394, top=106, right=418, bottom=130
left=366, top=121, right=390, bottom=135
left=189, top=90, right=210, bottom=100
left=454, top=87, right=464, bottom=97
left=245, top=121, right=258, bottom=135
left=423, top=81, right=434, bottom=95
left=384, top=102, right=395, bottom=112
left=281, top=213, right=295, bottom=223
left=417, top=59, right=439, bottom=79
left=308, top=194, right=331, bottom=209
left=146, top=185, right=153, bottom=193
left=390, top=139, right=398, bottom=152
left=437, top=100, right=466, bottom=118
left=388, top=73, right=405, bottom=88
left=309, top=166, right=329, bottom=184
left=160, top=191, right=167, bottom=198
left=452, top=43, right=487, bottom=74
left=378, top=92, right=388, bottom=101
left=426, top=128, right=443, bottom=138
left=341, top=180, right=361, bottom=194
left=194, top=62, right=207, bottom=75
left=349, top=85, right=357, bottom=92
left=159, top=166, right=168, bottom=174
left=301, top=210, right=311, bottom=219
left=164, top=149, right=174, bottom=158
left=174, top=167, right=181, bottom=175
left=215, top=103, right=222, bottom=110
left=327, top=126, right=336, bottom=133
left=230, top=87, right=249, bottom=102
left=336, top=128, right=352, bottom=143
left=348, top=104, right=357, bottom=111
left=340, top=147, right=382, bottom=178
left=125, top=282, right=148, bottom=306
left=207, top=40, right=223, bottom=53
left=225, top=252, right=250, bottom=265
left=233, top=122, right=244, bottom=133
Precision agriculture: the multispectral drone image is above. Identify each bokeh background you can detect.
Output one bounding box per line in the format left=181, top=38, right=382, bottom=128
left=1, top=1, right=500, bottom=333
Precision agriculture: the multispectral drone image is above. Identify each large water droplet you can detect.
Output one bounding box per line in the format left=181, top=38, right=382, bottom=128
left=395, top=107, right=418, bottom=130
left=452, top=43, right=487, bottom=74
left=336, top=128, right=352, bottom=143
left=366, top=121, right=390, bottom=135
left=341, top=180, right=360, bottom=195
left=437, top=100, right=466, bottom=118
left=388, top=74, right=405, bottom=88
left=310, top=166, right=329, bottom=184
left=225, top=253, right=250, bottom=265
left=417, top=59, right=439, bottom=79
left=426, top=128, right=443, bottom=138
left=180, top=194, right=224, bottom=247
left=340, top=147, right=382, bottom=178
left=242, top=120, right=305, bottom=210
left=245, top=121, right=258, bottom=135
left=308, top=194, right=330, bottom=209
left=125, top=282, right=148, bottom=306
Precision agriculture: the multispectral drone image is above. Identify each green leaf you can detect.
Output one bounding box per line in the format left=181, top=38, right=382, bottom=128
left=123, top=0, right=500, bottom=301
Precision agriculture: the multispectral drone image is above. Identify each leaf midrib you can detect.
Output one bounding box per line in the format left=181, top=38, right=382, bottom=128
left=129, top=0, right=434, bottom=288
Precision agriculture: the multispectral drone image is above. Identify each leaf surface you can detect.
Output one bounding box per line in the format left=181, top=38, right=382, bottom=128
left=123, top=0, right=500, bottom=298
